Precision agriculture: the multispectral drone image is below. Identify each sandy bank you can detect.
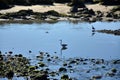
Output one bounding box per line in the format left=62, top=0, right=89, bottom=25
left=86, top=4, right=115, bottom=12
left=0, top=3, right=118, bottom=14
left=0, top=3, right=71, bottom=14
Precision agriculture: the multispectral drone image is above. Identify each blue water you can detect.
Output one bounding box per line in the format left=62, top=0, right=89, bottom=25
left=0, top=21, right=120, bottom=60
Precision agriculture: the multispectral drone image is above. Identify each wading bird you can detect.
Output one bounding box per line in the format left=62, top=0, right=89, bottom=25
left=60, top=40, right=67, bottom=47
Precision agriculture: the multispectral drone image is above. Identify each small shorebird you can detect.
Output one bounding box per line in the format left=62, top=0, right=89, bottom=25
left=92, top=25, right=95, bottom=32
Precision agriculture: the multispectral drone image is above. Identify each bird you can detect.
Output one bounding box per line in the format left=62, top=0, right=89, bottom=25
left=29, top=50, right=32, bottom=53
left=92, top=25, right=95, bottom=32
left=60, top=40, right=67, bottom=47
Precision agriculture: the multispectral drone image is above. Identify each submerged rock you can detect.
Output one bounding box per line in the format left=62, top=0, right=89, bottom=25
left=111, top=68, right=117, bottom=73
left=59, top=67, right=67, bottom=72
left=92, top=75, right=102, bottom=79
left=112, top=59, right=120, bottom=64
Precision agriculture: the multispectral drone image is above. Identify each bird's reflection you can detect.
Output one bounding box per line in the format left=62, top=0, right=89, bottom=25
left=92, top=32, right=95, bottom=36
left=60, top=46, right=67, bottom=58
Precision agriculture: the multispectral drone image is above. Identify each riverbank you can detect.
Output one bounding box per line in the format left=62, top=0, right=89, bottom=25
left=0, top=3, right=117, bottom=14
left=0, top=3, right=120, bottom=22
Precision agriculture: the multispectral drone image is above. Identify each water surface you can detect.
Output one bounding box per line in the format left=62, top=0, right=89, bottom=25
left=0, top=21, right=120, bottom=60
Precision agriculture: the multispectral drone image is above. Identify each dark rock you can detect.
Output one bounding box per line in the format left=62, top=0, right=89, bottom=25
left=29, top=66, right=36, bottom=71
left=111, top=68, right=117, bottom=73
left=88, top=9, right=95, bottom=15
left=68, top=65, right=72, bottom=68
left=106, top=12, right=113, bottom=17
left=0, top=51, right=2, bottom=54
left=59, top=67, right=67, bottom=72
left=63, top=63, right=67, bottom=66
left=113, top=59, right=120, bottom=64
left=34, top=74, right=49, bottom=80
left=61, top=74, right=69, bottom=79
left=8, top=51, right=13, bottom=54
left=107, top=72, right=115, bottom=77
left=44, top=10, right=60, bottom=16
left=17, top=9, right=34, bottom=16
left=70, top=5, right=78, bottom=12
left=69, top=60, right=76, bottom=64
left=6, top=70, right=14, bottom=79
left=38, top=62, right=46, bottom=67
left=47, top=58, right=51, bottom=61
left=18, top=54, right=23, bottom=57
left=92, top=75, right=102, bottom=79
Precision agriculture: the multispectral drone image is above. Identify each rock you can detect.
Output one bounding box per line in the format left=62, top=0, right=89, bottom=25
left=45, top=10, right=60, bottom=16
left=63, top=63, right=67, bottom=66
left=6, top=70, right=14, bottom=79
left=0, top=51, right=2, bottom=54
left=106, top=12, right=113, bottom=17
left=111, top=68, right=117, bottom=73
left=17, top=9, right=34, bottom=16
left=113, top=59, right=120, bottom=64
left=70, top=5, right=78, bottom=12
left=61, top=74, right=69, bottom=80
left=107, top=72, right=115, bottom=77
left=38, top=62, right=46, bottom=67
left=34, top=74, right=49, bottom=80
left=92, top=75, right=102, bottom=79
left=69, top=60, right=76, bottom=64
left=59, top=67, right=67, bottom=72
left=89, top=17, right=97, bottom=22
left=68, top=65, right=72, bottom=68
left=29, top=66, right=36, bottom=71
left=8, top=51, right=13, bottom=54
left=89, top=9, right=95, bottom=15
left=96, top=11, right=103, bottom=17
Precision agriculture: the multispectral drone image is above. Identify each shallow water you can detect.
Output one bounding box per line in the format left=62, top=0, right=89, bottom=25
left=0, top=21, right=120, bottom=60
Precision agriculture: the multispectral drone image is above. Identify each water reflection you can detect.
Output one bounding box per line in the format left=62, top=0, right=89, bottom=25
left=60, top=46, right=67, bottom=57
left=91, top=32, right=95, bottom=36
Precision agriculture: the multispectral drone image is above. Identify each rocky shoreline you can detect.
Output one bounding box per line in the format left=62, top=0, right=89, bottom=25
left=97, top=29, right=120, bottom=35
left=0, top=51, right=120, bottom=80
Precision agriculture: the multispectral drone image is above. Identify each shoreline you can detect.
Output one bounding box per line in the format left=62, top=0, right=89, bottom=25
left=0, top=17, right=119, bottom=24
left=0, top=3, right=120, bottom=23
